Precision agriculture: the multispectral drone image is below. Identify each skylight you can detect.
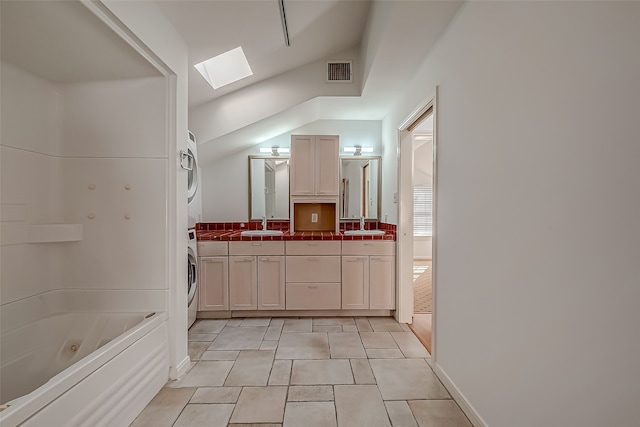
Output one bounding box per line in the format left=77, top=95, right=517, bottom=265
left=194, top=46, right=253, bottom=89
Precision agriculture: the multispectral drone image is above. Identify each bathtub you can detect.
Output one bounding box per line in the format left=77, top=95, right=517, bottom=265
left=0, top=290, right=169, bottom=427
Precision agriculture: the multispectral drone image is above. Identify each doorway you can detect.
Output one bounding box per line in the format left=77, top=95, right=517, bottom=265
left=397, top=101, right=435, bottom=355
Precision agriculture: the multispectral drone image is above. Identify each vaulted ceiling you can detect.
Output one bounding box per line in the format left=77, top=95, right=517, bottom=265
left=156, top=0, right=463, bottom=153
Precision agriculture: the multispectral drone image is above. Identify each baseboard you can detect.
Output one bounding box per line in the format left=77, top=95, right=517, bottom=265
left=197, top=309, right=394, bottom=319
left=169, top=355, right=191, bottom=380
left=434, top=363, right=488, bottom=427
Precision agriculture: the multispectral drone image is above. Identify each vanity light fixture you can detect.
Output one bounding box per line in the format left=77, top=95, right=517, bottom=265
left=343, top=145, right=373, bottom=156
left=260, top=146, right=290, bottom=156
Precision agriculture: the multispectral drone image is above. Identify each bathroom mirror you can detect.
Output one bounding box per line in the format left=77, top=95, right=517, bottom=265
left=340, top=156, right=381, bottom=220
left=249, top=156, right=290, bottom=220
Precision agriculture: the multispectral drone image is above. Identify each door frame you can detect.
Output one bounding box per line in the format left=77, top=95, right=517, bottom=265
left=396, top=87, right=438, bottom=360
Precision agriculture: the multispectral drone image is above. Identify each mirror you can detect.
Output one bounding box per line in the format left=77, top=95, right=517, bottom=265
left=340, top=156, right=381, bottom=220
left=249, top=156, right=290, bottom=220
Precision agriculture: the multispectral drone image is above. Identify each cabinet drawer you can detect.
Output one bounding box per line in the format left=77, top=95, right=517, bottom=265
left=229, top=241, right=285, bottom=256
left=342, top=241, right=395, bottom=256
left=286, top=241, right=341, bottom=255
left=286, top=282, right=341, bottom=310
left=286, top=256, right=340, bottom=282
left=197, top=241, right=228, bottom=257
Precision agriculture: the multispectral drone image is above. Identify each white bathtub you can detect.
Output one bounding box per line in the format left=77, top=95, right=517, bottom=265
left=0, top=290, right=169, bottom=427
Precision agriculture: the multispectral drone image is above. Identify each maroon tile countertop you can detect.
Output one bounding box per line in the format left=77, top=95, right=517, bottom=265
left=196, top=221, right=396, bottom=242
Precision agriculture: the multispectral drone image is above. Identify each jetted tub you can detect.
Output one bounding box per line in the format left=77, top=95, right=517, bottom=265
left=0, top=290, right=169, bottom=427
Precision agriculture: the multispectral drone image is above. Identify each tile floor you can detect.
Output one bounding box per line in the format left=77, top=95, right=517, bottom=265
left=131, top=317, right=472, bottom=427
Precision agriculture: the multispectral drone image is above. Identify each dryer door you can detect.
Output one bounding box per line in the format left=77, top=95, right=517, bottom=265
left=187, top=247, right=197, bottom=304
left=186, top=147, right=199, bottom=204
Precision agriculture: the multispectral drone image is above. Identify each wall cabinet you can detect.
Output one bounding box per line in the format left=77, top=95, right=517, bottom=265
left=197, top=241, right=229, bottom=311
left=290, top=135, right=339, bottom=196
left=229, top=241, right=285, bottom=310
left=341, top=241, right=396, bottom=309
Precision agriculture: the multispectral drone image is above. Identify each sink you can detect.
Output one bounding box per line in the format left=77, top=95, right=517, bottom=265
left=240, top=230, right=284, bottom=236
left=343, top=230, right=386, bottom=236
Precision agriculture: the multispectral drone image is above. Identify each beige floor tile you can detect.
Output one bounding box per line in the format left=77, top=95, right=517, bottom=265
left=269, top=359, right=292, bottom=385
left=260, top=340, right=279, bottom=350
left=370, top=359, right=450, bottom=400
left=368, top=317, right=404, bottom=332
left=179, top=361, right=234, bottom=387
left=350, top=359, right=376, bottom=384
left=366, top=348, right=405, bottom=358
left=188, top=333, right=218, bottom=342
left=424, top=357, right=433, bottom=368
left=283, top=318, right=313, bottom=332
left=275, top=333, right=330, bottom=359
left=287, top=385, right=334, bottom=402
left=355, top=317, right=373, bottom=332
left=385, top=401, right=418, bottom=427
left=313, top=317, right=356, bottom=326
left=224, top=349, right=275, bottom=386
left=240, top=317, right=272, bottom=326
left=264, top=324, right=283, bottom=340
left=173, top=403, right=234, bottom=427
left=209, top=326, right=267, bottom=350
left=188, top=342, right=210, bottom=360
left=190, top=387, right=241, bottom=404
left=270, top=318, right=285, bottom=326
left=200, top=350, right=240, bottom=361
left=230, top=386, right=288, bottom=424
left=408, top=400, right=473, bottom=427
left=283, top=402, right=337, bottom=427
left=190, top=319, right=228, bottom=334
left=226, top=319, right=243, bottom=327
left=335, top=385, right=392, bottom=427
left=130, top=387, right=195, bottom=427
left=313, top=325, right=343, bottom=332
left=342, top=325, right=358, bottom=332
left=401, top=323, right=412, bottom=332
left=391, top=332, right=429, bottom=358
left=290, top=359, right=354, bottom=385
left=228, top=424, right=281, bottom=427
left=360, top=332, right=399, bottom=349
left=329, top=332, right=366, bottom=358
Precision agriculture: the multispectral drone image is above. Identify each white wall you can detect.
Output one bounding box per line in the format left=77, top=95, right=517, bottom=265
left=383, top=2, right=640, bottom=426
left=201, top=119, right=381, bottom=221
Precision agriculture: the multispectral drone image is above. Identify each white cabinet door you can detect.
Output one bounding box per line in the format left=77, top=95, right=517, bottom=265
left=342, top=256, right=369, bottom=309
left=229, top=256, right=257, bottom=310
left=291, top=135, right=339, bottom=196
left=290, top=135, right=315, bottom=195
left=315, top=135, right=339, bottom=196
left=199, top=257, right=229, bottom=311
left=258, top=256, right=285, bottom=310
left=369, top=256, right=395, bottom=309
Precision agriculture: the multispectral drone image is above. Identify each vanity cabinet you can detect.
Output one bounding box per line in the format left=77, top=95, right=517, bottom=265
left=341, top=241, right=396, bottom=309
left=198, top=242, right=229, bottom=311
left=229, top=241, right=285, bottom=310
left=290, top=135, right=339, bottom=196
left=285, top=241, right=341, bottom=309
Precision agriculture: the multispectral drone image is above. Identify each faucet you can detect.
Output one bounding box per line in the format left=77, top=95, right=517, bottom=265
left=262, top=216, right=267, bottom=230
left=360, top=216, right=365, bottom=231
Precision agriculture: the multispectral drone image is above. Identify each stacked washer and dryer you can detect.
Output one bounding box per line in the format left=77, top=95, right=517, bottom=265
left=185, top=130, right=201, bottom=328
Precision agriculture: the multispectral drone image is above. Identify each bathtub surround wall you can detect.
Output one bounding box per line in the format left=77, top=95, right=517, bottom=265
left=1, top=0, right=189, bottom=424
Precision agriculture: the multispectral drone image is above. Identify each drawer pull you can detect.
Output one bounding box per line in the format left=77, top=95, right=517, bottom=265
left=259, top=257, right=269, bottom=261
left=371, top=257, right=383, bottom=261
left=307, top=257, right=319, bottom=261
left=308, top=285, right=318, bottom=289
left=244, top=257, right=253, bottom=261
left=306, top=242, right=319, bottom=246
left=347, top=258, right=367, bottom=262
left=252, top=242, right=262, bottom=246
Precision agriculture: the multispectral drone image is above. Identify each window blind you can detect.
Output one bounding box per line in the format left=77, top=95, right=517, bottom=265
left=413, top=186, right=432, bottom=236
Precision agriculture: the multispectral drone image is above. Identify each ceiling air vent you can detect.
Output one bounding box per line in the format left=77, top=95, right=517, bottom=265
left=327, top=61, right=352, bottom=83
